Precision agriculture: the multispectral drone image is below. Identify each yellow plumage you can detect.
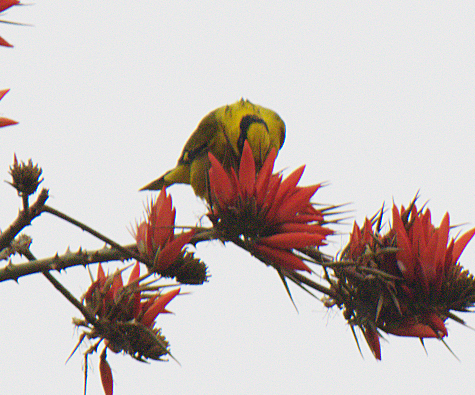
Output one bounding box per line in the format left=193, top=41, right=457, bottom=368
left=140, top=99, right=286, bottom=198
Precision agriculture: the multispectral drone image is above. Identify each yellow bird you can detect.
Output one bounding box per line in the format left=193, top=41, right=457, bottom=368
left=140, top=99, right=286, bottom=198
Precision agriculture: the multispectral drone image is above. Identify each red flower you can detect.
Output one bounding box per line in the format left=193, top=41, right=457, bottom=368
left=80, top=262, right=181, bottom=394
left=208, top=140, right=332, bottom=273
left=136, top=188, right=195, bottom=273
left=339, top=199, right=475, bottom=359
left=84, top=262, right=180, bottom=328
left=391, top=204, right=475, bottom=295
left=0, top=89, right=18, bottom=127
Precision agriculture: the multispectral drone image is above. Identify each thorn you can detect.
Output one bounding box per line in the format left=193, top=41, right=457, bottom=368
left=419, top=338, right=428, bottom=356
left=441, top=339, right=460, bottom=361
left=66, top=333, right=86, bottom=364
left=351, top=325, right=364, bottom=359
left=276, top=268, right=298, bottom=312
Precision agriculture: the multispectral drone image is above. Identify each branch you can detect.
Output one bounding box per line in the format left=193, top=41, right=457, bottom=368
left=0, top=243, right=138, bottom=283
left=0, top=188, right=49, bottom=251
left=21, top=248, right=98, bottom=325
left=42, top=205, right=144, bottom=263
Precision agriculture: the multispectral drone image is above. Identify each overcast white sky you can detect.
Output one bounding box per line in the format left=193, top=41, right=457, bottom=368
left=2, top=1, right=475, bottom=394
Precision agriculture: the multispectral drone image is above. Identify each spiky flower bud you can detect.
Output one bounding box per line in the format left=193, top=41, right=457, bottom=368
left=160, top=251, right=209, bottom=285
left=8, top=155, right=43, bottom=196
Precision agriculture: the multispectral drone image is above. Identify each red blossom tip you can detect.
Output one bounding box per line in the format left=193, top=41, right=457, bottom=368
left=154, top=230, right=195, bottom=272
left=363, top=326, right=381, bottom=360
left=452, top=227, right=475, bottom=265
left=0, top=36, right=13, bottom=48
left=0, top=88, right=10, bottom=101
left=127, top=262, right=141, bottom=285
left=238, top=140, right=256, bottom=198
left=141, top=288, right=180, bottom=327
left=0, top=0, right=20, bottom=13
left=254, top=244, right=311, bottom=272
left=259, top=232, right=325, bottom=250
left=0, top=117, right=18, bottom=127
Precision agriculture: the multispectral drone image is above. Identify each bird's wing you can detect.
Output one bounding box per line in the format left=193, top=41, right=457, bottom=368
left=178, top=110, right=221, bottom=165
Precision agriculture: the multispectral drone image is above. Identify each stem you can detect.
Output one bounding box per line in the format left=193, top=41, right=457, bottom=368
left=22, top=249, right=98, bottom=325
left=0, top=188, right=49, bottom=251
left=0, top=243, right=138, bottom=283
left=42, top=205, right=144, bottom=263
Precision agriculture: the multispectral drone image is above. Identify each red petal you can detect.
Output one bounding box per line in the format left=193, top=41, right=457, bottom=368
left=273, top=184, right=320, bottom=224
left=362, top=326, right=381, bottom=360
left=0, top=0, right=20, bottom=12
left=349, top=221, right=362, bottom=258
left=259, top=232, right=325, bottom=249
left=254, top=244, right=311, bottom=272
left=127, top=262, right=141, bottom=285
left=83, top=280, right=101, bottom=302
left=392, top=205, right=415, bottom=280
left=278, top=165, right=305, bottom=196
left=208, top=152, right=235, bottom=206
left=387, top=323, right=438, bottom=338
left=362, top=218, right=374, bottom=243
left=151, top=188, right=175, bottom=249
left=426, top=312, right=448, bottom=338
left=435, top=213, right=450, bottom=265
left=0, top=36, right=13, bottom=48
left=110, top=272, right=124, bottom=301
left=99, top=352, right=113, bottom=395
left=0, top=88, right=10, bottom=101
left=260, top=174, right=281, bottom=214
left=255, top=147, right=276, bottom=206
left=97, top=263, right=106, bottom=282
left=141, top=288, right=180, bottom=327
left=155, top=230, right=195, bottom=271
left=444, top=239, right=455, bottom=273
left=419, top=226, right=438, bottom=287
left=127, top=263, right=142, bottom=317
left=452, top=227, right=475, bottom=264
left=0, top=117, right=18, bottom=127
left=135, top=222, right=148, bottom=255
left=239, top=140, right=256, bottom=198
left=265, top=166, right=305, bottom=222
left=278, top=222, right=333, bottom=236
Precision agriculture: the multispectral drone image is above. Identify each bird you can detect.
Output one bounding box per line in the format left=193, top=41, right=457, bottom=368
left=140, top=98, right=286, bottom=198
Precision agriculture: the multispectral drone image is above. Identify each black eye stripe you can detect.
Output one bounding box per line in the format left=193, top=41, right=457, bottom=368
left=237, top=115, right=269, bottom=154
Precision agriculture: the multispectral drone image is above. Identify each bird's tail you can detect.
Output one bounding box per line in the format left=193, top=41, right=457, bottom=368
left=140, top=164, right=190, bottom=191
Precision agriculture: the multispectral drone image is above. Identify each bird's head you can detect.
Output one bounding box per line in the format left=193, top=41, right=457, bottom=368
left=237, top=113, right=271, bottom=165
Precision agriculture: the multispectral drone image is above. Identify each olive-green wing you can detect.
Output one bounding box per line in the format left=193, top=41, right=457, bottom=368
left=177, top=110, right=221, bottom=165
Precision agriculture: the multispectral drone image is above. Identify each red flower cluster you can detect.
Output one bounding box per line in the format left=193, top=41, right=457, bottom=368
left=208, top=140, right=332, bottom=273
left=0, top=89, right=17, bottom=127
left=84, top=262, right=180, bottom=328
left=81, top=262, right=180, bottom=394
left=0, top=0, right=20, bottom=48
left=136, top=188, right=195, bottom=273
left=340, top=200, right=475, bottom=359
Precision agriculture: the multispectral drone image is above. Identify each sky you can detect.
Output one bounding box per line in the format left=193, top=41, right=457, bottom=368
left=1, top=1, right=475, bottom=394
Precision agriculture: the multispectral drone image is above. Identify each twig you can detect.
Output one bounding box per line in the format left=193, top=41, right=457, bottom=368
left=0, top=243, right=138, bottom=283
left=0, top=188, right=49, bottom=251
left=42, top=205, right=144, bottom=263
left=21, top=249, right=98, bottom=326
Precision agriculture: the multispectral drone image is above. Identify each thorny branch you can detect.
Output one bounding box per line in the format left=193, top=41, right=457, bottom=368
left=0, top=187, right=49, bottom=251
left=0, top=243, right=138, bottom=282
